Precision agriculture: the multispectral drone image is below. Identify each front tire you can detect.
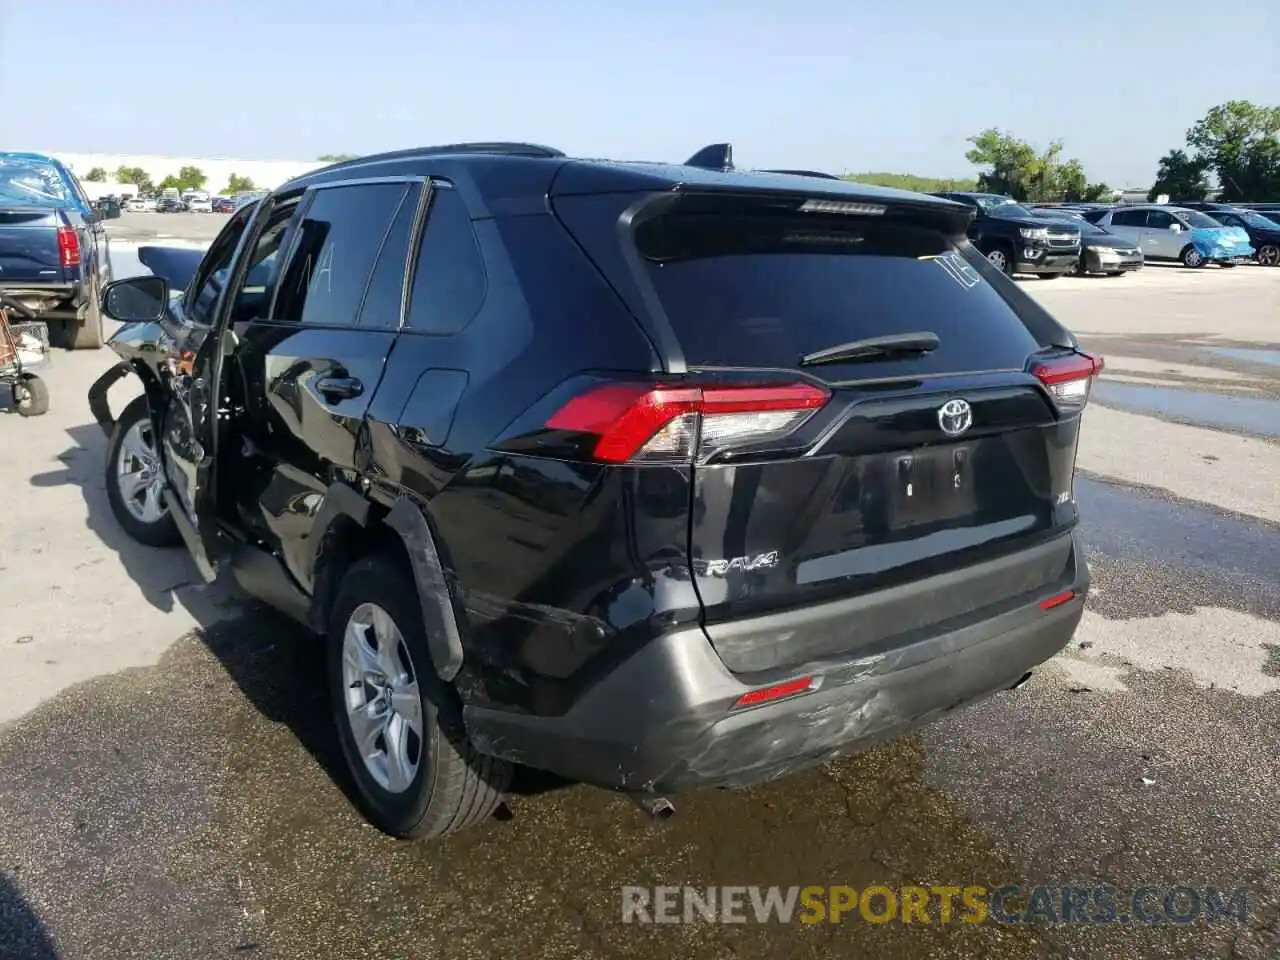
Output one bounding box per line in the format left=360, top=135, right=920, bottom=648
left=328, top=553, right=512, bottom=840
left=985, top=245, right=1013, bottom=275
left=1257, top=244, right=1279, bottom=267
left=105, top=395, right=181, bottom=547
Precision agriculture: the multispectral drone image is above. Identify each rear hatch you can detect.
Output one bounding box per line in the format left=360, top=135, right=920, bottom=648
left=0, top=207, right=68, bottom=283
left=551, top=184, right=1098, bottom=674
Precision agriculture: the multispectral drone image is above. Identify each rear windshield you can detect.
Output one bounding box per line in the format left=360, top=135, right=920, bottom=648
left=634, top=209, right=1042, bottom=375
left=0, top=158, right=70, bottom=207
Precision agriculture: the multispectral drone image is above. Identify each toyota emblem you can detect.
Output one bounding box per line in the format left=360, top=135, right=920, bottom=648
left=937, top=398, right=973, bottom=437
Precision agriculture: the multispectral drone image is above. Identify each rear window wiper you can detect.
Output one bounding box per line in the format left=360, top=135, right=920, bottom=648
left=799, top=332, right=940, bottom=367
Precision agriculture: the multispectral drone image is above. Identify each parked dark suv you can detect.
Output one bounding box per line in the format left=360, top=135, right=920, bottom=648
left=931, top=192, right=1081, bottom=278
left=90, top=142, right=1096, bottom=839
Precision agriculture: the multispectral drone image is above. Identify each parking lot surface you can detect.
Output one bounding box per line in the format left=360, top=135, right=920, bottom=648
left=1, top=231, right=1277, bottom=958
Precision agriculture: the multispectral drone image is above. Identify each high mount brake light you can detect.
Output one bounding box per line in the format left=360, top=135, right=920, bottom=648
left=1029, top=352, right=1104, bottom=413
left=545, top=382, right=830, bottom=464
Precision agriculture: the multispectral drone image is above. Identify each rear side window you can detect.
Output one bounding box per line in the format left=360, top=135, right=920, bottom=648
left=1110, top=209, right=1148, bottom=227
left=274, top=182, right=408, bottom=326
left=404, top=185, right=486, bottom=334
left=633, top=206, right=1042, bottom=374
left=356, top=183, right=422, bottom=330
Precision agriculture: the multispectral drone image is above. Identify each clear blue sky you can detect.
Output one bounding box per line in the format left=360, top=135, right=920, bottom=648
left=2, top=0, right=1276, bottom=187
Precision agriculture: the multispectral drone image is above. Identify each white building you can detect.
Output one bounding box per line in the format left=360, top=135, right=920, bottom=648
left=41, top=151, right=330, bottom=194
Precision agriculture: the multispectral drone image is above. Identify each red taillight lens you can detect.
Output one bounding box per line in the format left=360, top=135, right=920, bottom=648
left=1029, top=352, right=1103, bottom=413
left=545, top=381, right=829, bottom=464
left=1040, top=589, right=1076, bottom=611
left=56, top=225, right=80, bottom=267
left=734, top=676, right=814, bottom=708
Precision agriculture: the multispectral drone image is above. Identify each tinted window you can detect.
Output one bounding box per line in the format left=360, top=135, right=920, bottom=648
left=356, top=184, right=421, bottom=330
left=273, top=182, right=407, bottom=326
left=186, top=209, right=255, bottom=326
left=404, top=186, right=486, bottom=334
left=1110, top=209, right=1148, bottom=227
left=635, top=208, right=1041, bottom=374
left=1147, top=211, right=1176, bottom=229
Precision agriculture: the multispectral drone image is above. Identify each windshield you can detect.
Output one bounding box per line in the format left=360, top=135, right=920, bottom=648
left=1237, top=211, right=1278, bottom=229
left=1181, top=211, right=1223, bottom=229
left=0, top=157, right=71, bottom=207
left=987, top=201, right=1033, bottom=218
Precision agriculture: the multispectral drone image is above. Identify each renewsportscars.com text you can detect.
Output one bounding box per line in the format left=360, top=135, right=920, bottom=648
left=621, top=884, right=1251, bottom=926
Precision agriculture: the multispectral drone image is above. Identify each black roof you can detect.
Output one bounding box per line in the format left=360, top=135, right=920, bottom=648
left=282, top=141, right=966, bottom=218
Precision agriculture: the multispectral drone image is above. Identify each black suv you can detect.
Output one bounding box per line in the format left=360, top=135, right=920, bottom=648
left=931, top=192, right=1082, bottom=278
left=90, top=143, right=1096, bottom=839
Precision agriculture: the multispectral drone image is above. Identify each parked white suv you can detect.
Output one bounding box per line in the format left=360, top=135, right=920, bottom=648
left=186, top=196, right=213, bottom=213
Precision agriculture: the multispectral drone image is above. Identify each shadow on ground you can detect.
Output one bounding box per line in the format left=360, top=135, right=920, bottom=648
left=0, top=874, right=57, bottom=960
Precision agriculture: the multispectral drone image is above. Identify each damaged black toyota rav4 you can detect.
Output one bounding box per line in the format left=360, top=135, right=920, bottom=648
left=89, top=142, right=1097, bottom=839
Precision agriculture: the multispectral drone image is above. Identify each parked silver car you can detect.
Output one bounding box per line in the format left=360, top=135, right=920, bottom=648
left=1084, top=205, right=1252, bottom=268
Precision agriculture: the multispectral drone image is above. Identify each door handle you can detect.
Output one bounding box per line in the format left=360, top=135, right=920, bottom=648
left=314, top=375, right=364, bottom=402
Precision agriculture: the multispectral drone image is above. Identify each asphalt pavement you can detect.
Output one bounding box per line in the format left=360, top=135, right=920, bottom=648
left=0, top=234, right=1277, bottom=959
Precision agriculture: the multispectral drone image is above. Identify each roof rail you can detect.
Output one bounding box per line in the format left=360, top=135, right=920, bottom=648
left=411, top=142, right=565, bottom=158
left=313, top=142, right=565, bottom=173
left=760, top=169, right=842, bottom=180
left=684, top=143, right=734, bottom=172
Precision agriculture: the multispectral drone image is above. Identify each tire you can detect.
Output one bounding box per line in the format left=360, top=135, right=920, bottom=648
left=985, top=245, right=1013, bottom=275
left=1180, top=245, right=1205, bottom=268
left=104, top=395, right=181, bottom=547
left=69, top=277, right=105, bottom=350
left=12, top=375, right=49, bottom=417
left=328, top=552, right=512, bottom=839
left=1258, top=244, right=1279, bottom=267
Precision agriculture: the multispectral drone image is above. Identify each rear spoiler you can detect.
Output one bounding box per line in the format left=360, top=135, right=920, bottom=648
left=681, top=144, right=842, bottom=181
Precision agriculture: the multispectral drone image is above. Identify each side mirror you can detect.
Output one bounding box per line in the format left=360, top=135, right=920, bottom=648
left=1169, top=222, right=1183, bottom=232
left=102, top=275, right=170, bottom=323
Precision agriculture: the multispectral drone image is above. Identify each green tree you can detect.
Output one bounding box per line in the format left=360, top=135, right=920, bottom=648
left=115, top=165, right=154, bottom=193
left=83, top=167, right=107, bottom=182
left=317, top=153, right=359, bottom=162
left=224, top=173, right=256, bottom=194
left=157, top=175, right=184, bottom=192
left=844, top=172, right=978, bottom=193
left=964, top=129, right=1106, bottom=203
left=1148, top=149, right=1210, bottom=201
left=1184, top=100, right=1280, bottom=201
left=176, top=165, right=207, bottom=190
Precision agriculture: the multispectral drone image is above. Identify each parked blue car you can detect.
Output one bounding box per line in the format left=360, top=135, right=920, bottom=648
left=0, top=151, right=112, bottom=348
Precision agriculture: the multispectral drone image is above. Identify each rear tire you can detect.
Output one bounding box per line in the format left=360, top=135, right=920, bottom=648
left=12, top=375, right=49, bottom=417
left=328, top=552, right=512, bottom=840
left=105, top=395, right=181, bottom=547
left=69, top=280, right=105, bottom=350
left=1257, top=244, right=1279, bottom=267
left=1180, top=245, right=1205, bottom=268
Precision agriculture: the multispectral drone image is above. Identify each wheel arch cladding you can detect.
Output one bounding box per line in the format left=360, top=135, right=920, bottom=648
left=382, top=496, right=466, bottom=682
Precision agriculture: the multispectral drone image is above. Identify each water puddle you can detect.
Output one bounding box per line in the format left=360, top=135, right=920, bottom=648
left=1090, top=381, right=1280, bottom=439
left=1207, top=347, right=1280, bottom=368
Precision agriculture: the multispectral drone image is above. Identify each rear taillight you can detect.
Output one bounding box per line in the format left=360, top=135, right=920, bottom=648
left=544, top=381, right=829, bottom=464
left=56, top=225, right=80, bottom=267
left=1030, top=352, right=1104, bottom=413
